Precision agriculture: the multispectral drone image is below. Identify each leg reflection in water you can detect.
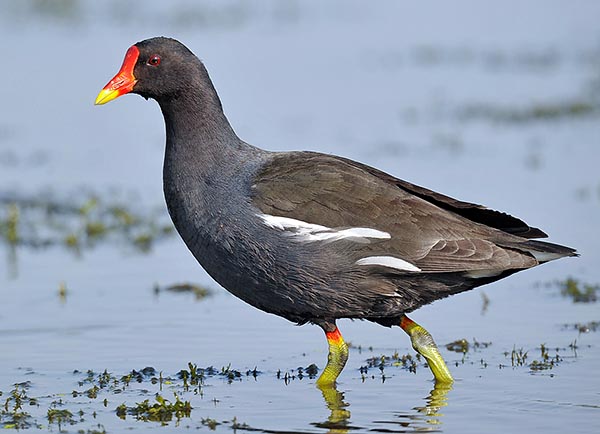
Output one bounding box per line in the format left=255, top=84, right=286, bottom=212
left=414, top=382, right=453, bottom=426
left=314, top=379, right=453, bottom=432
left=314, top=383, right=351, bottom=433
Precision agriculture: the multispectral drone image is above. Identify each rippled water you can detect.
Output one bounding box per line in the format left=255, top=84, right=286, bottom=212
left=1, top=1, right=599, bottom=432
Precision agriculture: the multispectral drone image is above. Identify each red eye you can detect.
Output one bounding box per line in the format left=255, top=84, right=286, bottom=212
left=147, top=55, right=161, bottom=66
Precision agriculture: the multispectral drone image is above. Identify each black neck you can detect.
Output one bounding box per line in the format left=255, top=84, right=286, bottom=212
left=158, top=77, right=239, bottom=155
left=158, top=62, right=265, bottom=195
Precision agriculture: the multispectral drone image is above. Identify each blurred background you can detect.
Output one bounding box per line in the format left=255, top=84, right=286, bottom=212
left=1, top=1, right=599, bottom=432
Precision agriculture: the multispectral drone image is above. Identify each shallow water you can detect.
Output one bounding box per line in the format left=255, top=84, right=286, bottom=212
left=1, top=1, right=599, bottom=432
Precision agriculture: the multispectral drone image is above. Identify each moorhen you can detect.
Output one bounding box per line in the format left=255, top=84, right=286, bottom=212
left=96, top=37, right=576, bottom=385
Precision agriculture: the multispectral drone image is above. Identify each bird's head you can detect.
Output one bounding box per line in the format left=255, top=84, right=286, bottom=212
left=95, top=37, right=199, bottom=105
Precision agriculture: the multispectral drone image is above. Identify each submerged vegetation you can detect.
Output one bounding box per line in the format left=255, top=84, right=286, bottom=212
left=534, top=277, right=600, bottom=303
left=153, top=282, right=214, bottom=300
left=556, top=277, right=599, bottom=303
left=456, top=100, right=597, bottom=123
left=0, top=191, right=174, bottom=257
left=562, top=321, right=599, bottom=333
left=380, top=42, right=600, bottom=127
left=445, top=338, right=492, bottom=354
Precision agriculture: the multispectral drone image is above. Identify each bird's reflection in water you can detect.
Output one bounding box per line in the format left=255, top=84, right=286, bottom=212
left=313, top=381, right=452, bottom=433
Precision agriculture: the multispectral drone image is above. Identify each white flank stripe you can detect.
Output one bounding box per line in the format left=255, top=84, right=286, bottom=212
left=257, top=214, right=390, bottom=243
left=355, top=256, right=421, bottom=272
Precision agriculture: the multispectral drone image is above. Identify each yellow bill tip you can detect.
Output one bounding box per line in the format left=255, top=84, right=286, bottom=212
left=95, top=88, right=120, bottom=105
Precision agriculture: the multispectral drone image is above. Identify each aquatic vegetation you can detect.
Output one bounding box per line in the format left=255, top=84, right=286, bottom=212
left=446, top=339, right=470, bottom=353
left=6, top=0, right=294, bottom=31
left=0, top=191, right=174, bottom=257
left=304, top=363, right=319, bottom=377
left=201, top=417, right=221, bottom=429
left=58, top=281, right=68, bottom=302
left=504, top=346, right=528, bottom=367
left=47, top=407, right=75, bottom=427
left=178, top=363, right=205, bottom=393
left=444, top=338, right=492, bottom=369
left=480, top=291, right=490, bottom=314
left=409, top=45, right=562, bottom=71
left=73, top=368, right=162, bottom=399
left=350, top=343, right=374, bottom=353
left=277, top=364, right=320, bottom=384
left=200, top=417, right=251, bottom=431
left=0, top=204, right=19, bottom=245
left=231, top=416, right=252, bottom=431
left=529, top=344, right=562, bottom=372
left=0, top=382, right=39, bottom=429
left=501, top=344, right=563, bottom=372
left=116, top=393, right=192, bottom=423
left=220, top=364, right=243, bottom=383
left=557, top=277, right=599, bottom=303
left=154, top=282, right=214, bottom=300
left=0, top=344, right=587, bottom=433
left=562, top=321, right=599, bottom=333
left=70, top=365, right=261, bottom=425
left=535, top=277, right=600, bottom=303
left=360, top=352, right=420, bottom=381
left=446, top=338, right=492, bottom=354
left=79, top=426, right=107, bottom=434
left=457, top=100, right=597, bottom=124
left=221, top=365, right=260, bottom=384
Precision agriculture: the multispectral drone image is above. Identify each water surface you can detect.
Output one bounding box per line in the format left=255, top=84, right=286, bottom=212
left=1, top=1, right=599, bottom=432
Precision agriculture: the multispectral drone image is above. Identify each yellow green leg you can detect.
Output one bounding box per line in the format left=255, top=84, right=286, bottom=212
left=400, top=315, right=454, bottom=383
left=316, top=325, right=349, bottom=387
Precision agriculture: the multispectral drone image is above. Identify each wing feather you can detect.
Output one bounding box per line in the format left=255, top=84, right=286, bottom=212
left=251, top=152, right=540, bottom=273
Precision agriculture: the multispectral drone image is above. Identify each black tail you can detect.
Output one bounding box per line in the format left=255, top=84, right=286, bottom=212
left=499, top=239, right=578, bottom=263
